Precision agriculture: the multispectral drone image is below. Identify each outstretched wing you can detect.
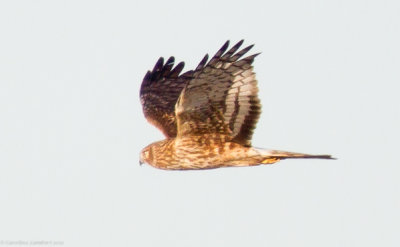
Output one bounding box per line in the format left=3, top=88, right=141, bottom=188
left=140, top=57, right=193, bottom=137
left=176, top=40, right=261, bottom=146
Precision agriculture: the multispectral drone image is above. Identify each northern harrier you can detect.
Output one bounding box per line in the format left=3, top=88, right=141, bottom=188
left=139, top=40, right=333, bottom=170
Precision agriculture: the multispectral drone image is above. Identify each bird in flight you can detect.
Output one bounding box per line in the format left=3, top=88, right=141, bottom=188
left=139, top=40, right=333, bottom=170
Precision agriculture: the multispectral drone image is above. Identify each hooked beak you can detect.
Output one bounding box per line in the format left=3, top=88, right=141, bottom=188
left=139, top=152, right=145, bottom=166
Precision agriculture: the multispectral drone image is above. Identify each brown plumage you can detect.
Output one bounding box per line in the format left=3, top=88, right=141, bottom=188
left=139, top=40, right=333, bottom=170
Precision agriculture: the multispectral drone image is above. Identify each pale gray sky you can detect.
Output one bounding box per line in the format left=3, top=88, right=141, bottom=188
left=1, top=0, right=399, bottom=246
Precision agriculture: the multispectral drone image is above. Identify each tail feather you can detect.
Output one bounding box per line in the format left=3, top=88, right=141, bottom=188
left=259, top=149, right=335, bottom=164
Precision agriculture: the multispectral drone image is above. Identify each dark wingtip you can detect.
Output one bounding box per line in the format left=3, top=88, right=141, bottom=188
left=153, top=57, right=164, bottom=71
left=196, top=54, right=209, bottom=70
left=143, top=70, right=151, bottom=79
left=144, top=55, right=187, bottom=82
left=234, top=39, right=244, bottom=48
left=222, top=40, right=230, bottom=50
left=170, top=61, right=185, bottom=77
left=165, top=56, right=175, bottom=66
left=161, top=57, right=175, bottom=77
left=216, top=40, right=230, bottom=58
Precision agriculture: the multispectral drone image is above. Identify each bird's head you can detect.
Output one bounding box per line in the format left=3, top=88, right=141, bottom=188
left=139, top=145, right=153, bottom=166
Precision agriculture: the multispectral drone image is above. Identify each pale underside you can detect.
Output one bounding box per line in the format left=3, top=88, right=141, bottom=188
left=140, top=134, right=332, bottom=170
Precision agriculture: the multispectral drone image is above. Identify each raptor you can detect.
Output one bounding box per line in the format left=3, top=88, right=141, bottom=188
left=139, top=40, right=333, bottom=170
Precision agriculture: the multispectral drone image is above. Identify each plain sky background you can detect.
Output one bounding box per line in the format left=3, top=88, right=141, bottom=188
left=1, top=0, right=399, bottom=246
